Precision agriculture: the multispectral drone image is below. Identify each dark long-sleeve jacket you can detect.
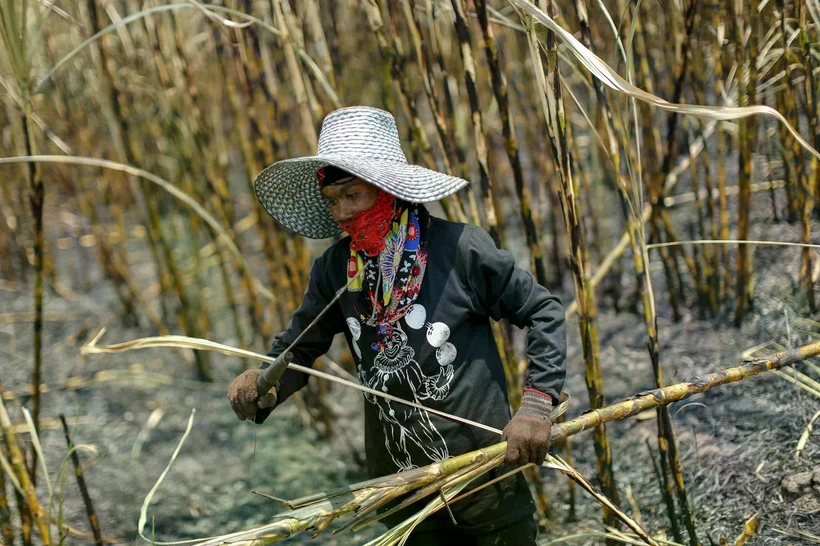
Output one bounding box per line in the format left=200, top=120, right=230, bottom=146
left=258, top=215, right=567, bottom=528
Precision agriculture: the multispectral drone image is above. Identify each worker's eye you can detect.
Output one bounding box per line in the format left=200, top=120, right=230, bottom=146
left=347, top=192, right=360, bottom=202
left=325, top=197, right=338, bottom=207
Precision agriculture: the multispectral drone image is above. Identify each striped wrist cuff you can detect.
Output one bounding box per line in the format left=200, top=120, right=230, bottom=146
left=517, top=389, right=553, bottom=420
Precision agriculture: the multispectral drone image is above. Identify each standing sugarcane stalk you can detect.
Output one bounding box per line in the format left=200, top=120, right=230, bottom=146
left=774, top=0, right=801, bottom=224
left=0, top=383, right=13, bottom=546
left=564, top=121, right=715, bottom=321
left=277, top=0, right=323, bottom=121
left=425, top=0, right=483, bottom=225
left=684, top=118, right=712, bottom=315
left=507, top=42, right=565, bottom=288
left=763, top=138, right=780, bottom=222
left=300, top=0, right=336, bottom=91
left=628, top=15, right=684, bottom=319
left=775, top=110, right=800, bottom=222
left=225, top=3, right=337, bottom=431
left=42, top=13, right=140, bottom=323
left=551, top=410, right=577, bottom=522
left=165, top=10, right=250, bottom=349
left=471, top=5, right=554, bottom=504
left=142, top=10, right=215, bottom=356
left=21, top=111, right=44, bottom=442
left=583, top=49, right=685, bottom=543
left=575, top=0, right=689, bottom=535
left=0, top=455, right=12, bottom=546
left=649, top=0, right=703, bottom=320
left=80, top=0, right=171, bottom=326
left=0, top=0, right=45, bottom=502
left=79, top=176, right=167, bottom=333
left=359, top=0, right=466, bottom=224
left=21, top=109, right=44, bottom=474
left=798, top=0, right=820, bottom=208
left=797, top=0, right=818, bottom=312
left=0, top=388, right=50, bottom=545
left=362, top=0, right=423, bottom=155
left=686, top=32, right=720, bottom=312
left=155, top=218, right=214, bottom=381
left=400, top=0, right=472, bottom=229
left=732, top=0, right=759, bottom=326
left=630, top=4, right=663, bottom=170
left=633, top=20, right=708, bottom=524
left=231, top=16, right=309, bottom=311
left=400, top=1, right=454, bottom=176
left=59, top=415, right=103, bottom=546
left=84, top=0, right=216, bottom=380
left=382, top=0, right=469, bottom=223
left=709, top=1, right=732, bottom=300
left=214, top=28, right=285, bottom=334
left=450, top=0, right=505, bottom=247
left=0, top=195, right=15, bottom=284
left=0, top=108, right=18, bottom=279
left=446, top=4, right=528, bottom=491
left=271, top=0, right=318, bottom=152
left=527, top=0, right=620, bottom=525
left=475, top=0, right=549, bottom=287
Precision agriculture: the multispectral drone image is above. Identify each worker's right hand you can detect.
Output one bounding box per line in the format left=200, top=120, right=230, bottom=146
left=228, top=368, right=277, bottom=421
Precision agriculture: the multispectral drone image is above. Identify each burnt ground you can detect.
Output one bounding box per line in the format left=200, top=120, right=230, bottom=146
left=1, top=185, right=819, bottom=546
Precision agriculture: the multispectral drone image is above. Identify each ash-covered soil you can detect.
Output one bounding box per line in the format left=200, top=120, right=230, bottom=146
left=1, top=190, right=819, bottom=546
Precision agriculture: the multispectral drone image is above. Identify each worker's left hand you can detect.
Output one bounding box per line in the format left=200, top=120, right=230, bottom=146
left=503, top=414, right=552, bottom=466
left=503, top=390, right=554, bottom=466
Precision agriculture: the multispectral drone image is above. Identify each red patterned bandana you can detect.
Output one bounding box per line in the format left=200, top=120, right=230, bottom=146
left=339, top=190, right=396, bottom=256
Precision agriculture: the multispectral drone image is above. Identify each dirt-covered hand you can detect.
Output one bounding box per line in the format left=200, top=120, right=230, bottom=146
left=503, top=389, right=553, bottom=466
left=227, top=368, right=277, bottom=421
left=503, top=414, right=552, bottom=466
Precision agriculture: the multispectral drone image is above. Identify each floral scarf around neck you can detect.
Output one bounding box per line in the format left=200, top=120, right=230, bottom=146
left=348, top=204, right=428, bottom=350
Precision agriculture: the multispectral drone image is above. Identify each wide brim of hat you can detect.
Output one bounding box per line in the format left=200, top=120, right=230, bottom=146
left=253, top=154, right=470, bottom=239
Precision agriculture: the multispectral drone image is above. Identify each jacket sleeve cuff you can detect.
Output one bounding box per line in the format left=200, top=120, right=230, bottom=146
left=516, top=389, right=553, bottom=420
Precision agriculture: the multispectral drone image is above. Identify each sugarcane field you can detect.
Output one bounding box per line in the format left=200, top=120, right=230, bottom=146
left=2, top=0, right=820, bottom=544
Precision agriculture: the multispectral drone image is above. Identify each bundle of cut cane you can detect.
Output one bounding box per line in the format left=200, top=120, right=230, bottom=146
left=81, top=332, right=820, bottom=546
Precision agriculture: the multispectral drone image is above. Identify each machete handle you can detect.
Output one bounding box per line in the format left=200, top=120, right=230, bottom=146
left=256, top=351, right=293, bottom=402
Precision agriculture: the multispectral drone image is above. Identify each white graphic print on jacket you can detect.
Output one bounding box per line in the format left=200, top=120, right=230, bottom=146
left=348, top=304, right=457, bottom=472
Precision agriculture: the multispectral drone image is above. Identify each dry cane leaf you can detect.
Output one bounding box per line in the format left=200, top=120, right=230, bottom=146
left=80, top=329, right=521, bottom=436
left=734, top=512, right=759, bottom=546
left=508, top=0, right=820, bottom=163
left=795, top=409, right=820, bottom=460
left=0, top=155, right=277, bottom=304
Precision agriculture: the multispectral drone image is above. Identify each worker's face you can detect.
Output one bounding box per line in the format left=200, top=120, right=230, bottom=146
left=322, top=176, right=381, bottom=223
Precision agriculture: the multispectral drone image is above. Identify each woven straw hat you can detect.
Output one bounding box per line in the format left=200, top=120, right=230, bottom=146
left=253, top=106, right=469, bottom=239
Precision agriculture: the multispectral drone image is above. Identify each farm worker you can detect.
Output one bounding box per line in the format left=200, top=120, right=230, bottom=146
left=228, top=106, right=566, bottom=545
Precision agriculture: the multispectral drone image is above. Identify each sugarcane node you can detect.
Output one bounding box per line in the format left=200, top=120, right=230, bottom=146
left=651, top=389, right=665, bottom=402
left=691, top=376, right=710, bottom=388
left=773, top=348, right=803, bottom=367
left=744, top=361, right=768, bottom=374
